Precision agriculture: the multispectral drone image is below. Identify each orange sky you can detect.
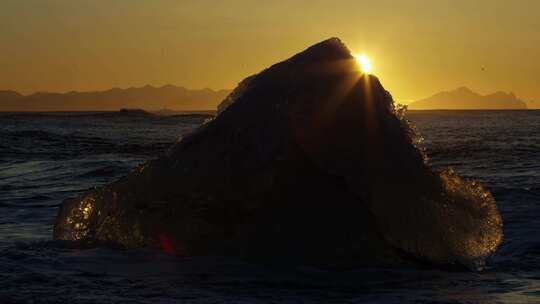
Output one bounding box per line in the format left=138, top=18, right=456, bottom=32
left=1, top=0, right=539, bottom=106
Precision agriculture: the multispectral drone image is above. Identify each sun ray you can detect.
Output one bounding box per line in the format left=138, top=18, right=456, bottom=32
left=355, top=54, right=372, bottom=74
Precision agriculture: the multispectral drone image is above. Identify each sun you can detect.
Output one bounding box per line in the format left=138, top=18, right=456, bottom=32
left=355, top=54, right=372, bottom=73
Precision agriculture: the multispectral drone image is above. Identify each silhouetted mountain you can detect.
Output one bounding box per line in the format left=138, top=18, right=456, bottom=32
left=0, top=90, right=23, bottom=103
left=409, top=87, right=527, bottom=109
left=0, top=85, right=230, bottom=112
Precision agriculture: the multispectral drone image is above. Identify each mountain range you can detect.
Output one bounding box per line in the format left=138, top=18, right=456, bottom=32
left=408, top=87, right=527, bottom=110
left=1, top=85, right=532, bottom=112
left=0, top=85, right=231, bottom=112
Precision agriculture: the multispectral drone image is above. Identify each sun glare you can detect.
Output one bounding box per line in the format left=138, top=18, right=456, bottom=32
left=355, top=54, right=372, bottom=73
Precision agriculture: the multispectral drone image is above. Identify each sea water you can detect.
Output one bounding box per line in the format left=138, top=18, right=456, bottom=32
left=0, top=110, right=538, bottom=303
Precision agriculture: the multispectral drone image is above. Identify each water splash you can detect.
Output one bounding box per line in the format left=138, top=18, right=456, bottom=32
left=63, top=196, right=95, bottom=240
left=374, top=99, right=503, bottom=268
left=392, top=103, right=428, bottom=162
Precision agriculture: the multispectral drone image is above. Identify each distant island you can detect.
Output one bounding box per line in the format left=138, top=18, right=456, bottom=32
left=118, top=108, right=154, bottom=116
left=0, top=85, right=231, bottom=112
left=408, top=87, right=528, bottom=110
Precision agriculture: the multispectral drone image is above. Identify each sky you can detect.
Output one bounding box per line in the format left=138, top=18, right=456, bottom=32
left=1, top=0, right=539, bottom=105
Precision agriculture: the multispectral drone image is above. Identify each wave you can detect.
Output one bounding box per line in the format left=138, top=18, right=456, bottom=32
left=75, top=165, right=128, bottom=179
left=0, top=129, right=175, bottom=160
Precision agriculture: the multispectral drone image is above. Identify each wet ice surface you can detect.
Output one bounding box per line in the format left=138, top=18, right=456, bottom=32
left=0, top=111, right=538, bottom=303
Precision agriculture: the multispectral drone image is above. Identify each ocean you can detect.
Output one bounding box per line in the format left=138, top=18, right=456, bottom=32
left=0, top=110, right=538, bottom=303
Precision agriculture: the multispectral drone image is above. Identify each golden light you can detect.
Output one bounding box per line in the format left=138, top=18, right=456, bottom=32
left=355, top=54, right=372, bottom=73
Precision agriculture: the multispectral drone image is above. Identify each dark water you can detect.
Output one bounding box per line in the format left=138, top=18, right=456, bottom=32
left=0, top=111, right=538, bottom=303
